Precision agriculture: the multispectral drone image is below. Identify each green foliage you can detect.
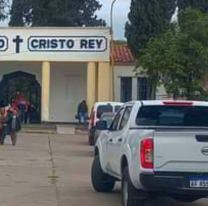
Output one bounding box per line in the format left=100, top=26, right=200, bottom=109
left=138, top=8, right=208, bottom=100
left=125, top=0, right=176, bottom=56
left=9, top=0, right=106, bottom=27
left=178, top=0, right=208, bottom=13
left=0, top=0, right=9, bottom=21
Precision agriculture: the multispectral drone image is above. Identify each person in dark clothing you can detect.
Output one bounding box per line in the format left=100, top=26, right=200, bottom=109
left=77, top=100, right=88, bottom=124
left=0, top=106, right=8, bottom=145
left=7, top=108, right=21, bottom=145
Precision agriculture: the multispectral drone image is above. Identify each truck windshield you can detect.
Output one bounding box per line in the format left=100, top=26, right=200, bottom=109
left=136, top=106, right=208, bottom=127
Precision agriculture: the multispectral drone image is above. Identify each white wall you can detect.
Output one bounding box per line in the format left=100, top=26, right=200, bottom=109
left=0, top=62, right=167, bottom=123
left=0, top=62, right=42, bottom=84
left=49, top=62, right=87, bottom=122
left=114, top=65, right=167, bottom=102
left=0, top=62, right=87, bottom=123
left=114, top=65, right=136, bottom=102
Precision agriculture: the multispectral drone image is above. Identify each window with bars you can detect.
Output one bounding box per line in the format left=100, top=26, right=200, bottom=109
left=137, top=78, right=149, bottom=100
left=120, top=77, right=132, bottom=103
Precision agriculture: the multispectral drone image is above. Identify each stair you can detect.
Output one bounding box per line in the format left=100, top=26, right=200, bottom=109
left=21, top=123, right=89, bottom=135
left=21, top=124, right=57, bottom=134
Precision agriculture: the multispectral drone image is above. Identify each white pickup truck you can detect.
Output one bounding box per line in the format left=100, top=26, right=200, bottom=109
left=91, top=101, right=208, bottom=206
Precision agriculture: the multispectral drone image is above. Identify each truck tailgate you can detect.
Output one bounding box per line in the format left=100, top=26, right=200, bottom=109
left=154, top=130, right=208, bottom=172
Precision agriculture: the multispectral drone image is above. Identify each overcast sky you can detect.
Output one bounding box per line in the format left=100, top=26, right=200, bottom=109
left=97, top=0, right=131, bottom=40
left=0, top=0, right=131, bottom=40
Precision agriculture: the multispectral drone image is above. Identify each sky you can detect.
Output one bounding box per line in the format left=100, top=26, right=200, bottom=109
left=97, top=0, right=131, bottom=40
left=0, top=0, right=131, bottom=40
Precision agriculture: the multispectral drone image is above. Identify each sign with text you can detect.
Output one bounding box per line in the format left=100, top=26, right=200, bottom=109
left=0, top=28, right=110, bottom=62
left=28, top=36, right=107, bottom=52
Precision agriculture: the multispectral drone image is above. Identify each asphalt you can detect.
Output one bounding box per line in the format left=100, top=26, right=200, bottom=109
left=0, top=132, right=206, bottom=206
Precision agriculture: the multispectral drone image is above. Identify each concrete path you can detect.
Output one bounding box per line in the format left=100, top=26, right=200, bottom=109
left=0, top=133, right=206, bottom=206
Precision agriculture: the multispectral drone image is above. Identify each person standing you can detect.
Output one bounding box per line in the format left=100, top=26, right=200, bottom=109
left=77, top=100, right=88, bottom=124
left=18, top=94, right=27, bottom=124
left=7, top=107, right=21, bottom=145
left=0, top=106, right=8, bottom=145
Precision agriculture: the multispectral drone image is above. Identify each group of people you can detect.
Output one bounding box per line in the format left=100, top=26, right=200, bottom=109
left=10, top=91, right=31, bottom=124
left=0, top=104, right=21, bottom=145
left=0, top=91, right=31, bottom=145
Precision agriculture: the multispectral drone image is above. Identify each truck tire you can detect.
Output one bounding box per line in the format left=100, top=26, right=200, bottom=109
left=122, top=167, right=145, bottom=206
left=91, top=155, right=115, bottom=192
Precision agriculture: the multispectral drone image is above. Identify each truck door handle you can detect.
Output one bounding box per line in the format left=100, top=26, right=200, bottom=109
left=196, top=135, right=208, bottom=142
left=118, top=138, right=122, bottom=142
left=109, top=139, right=113, bottom=142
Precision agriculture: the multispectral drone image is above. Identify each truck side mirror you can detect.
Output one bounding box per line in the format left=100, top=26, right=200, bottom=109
left=96, top=120, right=108, bottom=131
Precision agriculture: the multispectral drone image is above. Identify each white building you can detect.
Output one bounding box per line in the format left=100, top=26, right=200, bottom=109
left=0, top=27, right=112, bottom=123
left=112, top=42, right=167, bottom=103
left=0, top=28, right=166, bottom=124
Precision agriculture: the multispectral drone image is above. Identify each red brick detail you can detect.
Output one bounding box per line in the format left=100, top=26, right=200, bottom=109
left=111, top=43, right=135, bottom=63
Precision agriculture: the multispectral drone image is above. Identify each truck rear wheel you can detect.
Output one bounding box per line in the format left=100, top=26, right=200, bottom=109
left=122, top=167, right=145, bottom=206
left=91, top=155, right=115, bottom=192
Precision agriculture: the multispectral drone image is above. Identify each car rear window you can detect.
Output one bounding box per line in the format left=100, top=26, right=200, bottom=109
left=136, top=106, right=208, bottom=127
left=97, top=105, right=113, bottom=118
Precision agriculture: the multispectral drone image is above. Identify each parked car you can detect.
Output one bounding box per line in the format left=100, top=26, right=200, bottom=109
left=91, top=100, right=208, bottom=206
left=88, top=102, right=123, bottom=145
left=94, top=112, right=116, bottom=146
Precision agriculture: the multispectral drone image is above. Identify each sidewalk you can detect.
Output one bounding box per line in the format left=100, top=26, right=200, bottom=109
left=0, top=133, right=120, bottom=206
left=21, top=124, right=88, bottom=135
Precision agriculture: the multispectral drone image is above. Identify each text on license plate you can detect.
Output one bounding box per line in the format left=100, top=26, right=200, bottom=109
left=190, top=178, right=208, bottom=188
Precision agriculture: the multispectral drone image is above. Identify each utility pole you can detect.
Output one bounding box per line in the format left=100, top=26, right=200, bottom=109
left=110, top=0, right=118, bottom=101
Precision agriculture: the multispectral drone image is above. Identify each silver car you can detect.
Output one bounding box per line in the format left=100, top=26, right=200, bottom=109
left=93, top=112, right=116, bottom=145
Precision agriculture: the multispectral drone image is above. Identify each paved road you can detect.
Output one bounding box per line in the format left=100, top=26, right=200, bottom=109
left=0, top=133, right=207, bottom=206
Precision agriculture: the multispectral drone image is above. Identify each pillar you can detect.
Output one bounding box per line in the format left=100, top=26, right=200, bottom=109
left=132, top=77, right=138, bottom=100
left=41, top=61, right=50, bottom=122
left=87, top=62, right=97, bottom=112
left=98, top=62, right=111, bottom=102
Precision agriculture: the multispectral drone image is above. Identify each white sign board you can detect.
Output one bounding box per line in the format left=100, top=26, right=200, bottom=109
left=0, top=27, right=110, bottom=62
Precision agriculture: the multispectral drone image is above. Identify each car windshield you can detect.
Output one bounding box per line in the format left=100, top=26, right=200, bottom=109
left=97, top=105, right=113, bottom=118
left=136, top=106, right=208, bottom=127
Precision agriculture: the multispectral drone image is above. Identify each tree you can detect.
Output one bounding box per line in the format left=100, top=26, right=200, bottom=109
left=178, top=0, right=208, bottom=13
left=0, top=0, right=9, bottom=21
left=125, top=0, right=176, bottom=56
left=9, top=0, right=106, bottom=27
left=138, top=8, right=208, bottom=100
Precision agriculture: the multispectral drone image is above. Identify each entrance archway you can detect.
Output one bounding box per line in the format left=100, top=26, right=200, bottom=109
left=0, top=71, right=41, bottom=123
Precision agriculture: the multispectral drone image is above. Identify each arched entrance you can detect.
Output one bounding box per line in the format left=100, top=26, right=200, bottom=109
left=0, top=71, right=41, bottom=123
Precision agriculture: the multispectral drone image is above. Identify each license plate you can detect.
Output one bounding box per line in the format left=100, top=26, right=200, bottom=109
left=190, top=177, right=208, bottom=188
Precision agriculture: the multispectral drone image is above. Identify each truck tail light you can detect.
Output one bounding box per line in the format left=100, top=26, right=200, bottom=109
left=163, top=101, right=193, bottom=106
left=140, top=139, right=154, bottom=169
left=89, top=111, right=95, bottom=127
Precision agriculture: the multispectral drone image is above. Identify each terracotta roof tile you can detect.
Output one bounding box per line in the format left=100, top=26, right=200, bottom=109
left=111, top=42, right=135, bottom=63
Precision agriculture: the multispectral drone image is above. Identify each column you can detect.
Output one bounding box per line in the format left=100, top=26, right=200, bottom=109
left=41, top=61, right=50, bottom=122
left=87, top=62, right=97, bottom=112
left=132, top=77, right=138, bottom=100
left=98, top=62, right=111, bottom=102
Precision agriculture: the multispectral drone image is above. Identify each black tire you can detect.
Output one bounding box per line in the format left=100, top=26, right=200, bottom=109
left=89, top=128, right=95, bottom=146
left=91, top=155, right=115, bottom=192
left=122, top=167, right=145, bottom=206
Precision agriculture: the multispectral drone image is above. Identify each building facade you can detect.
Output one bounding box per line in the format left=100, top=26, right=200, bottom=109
left=0, top=28, right=167, bottom=123
left=112, top=42, right=167, bottom=103
left=0, top=27, right=112, bottom=123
